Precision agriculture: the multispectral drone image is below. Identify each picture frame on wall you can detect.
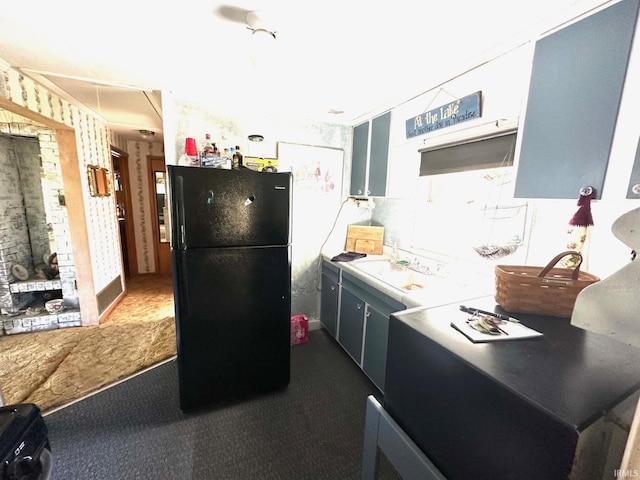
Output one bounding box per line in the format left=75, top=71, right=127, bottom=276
left=87, top=165, right=111, bottom=197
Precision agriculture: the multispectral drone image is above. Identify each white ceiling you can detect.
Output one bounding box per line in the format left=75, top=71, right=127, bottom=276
left=0, top=0, right=609, bottom=142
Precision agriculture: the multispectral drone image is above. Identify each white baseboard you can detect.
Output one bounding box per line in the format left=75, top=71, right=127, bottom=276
left=308, top=319, right=321, bottom=331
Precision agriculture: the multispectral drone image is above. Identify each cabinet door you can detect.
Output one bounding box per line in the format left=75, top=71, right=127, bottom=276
left=320, top=273, right=339, bottom=338
left=338, top=288, right=365, bottom=364
left=362, top=305, right=389, bottom=392
left=350, top=122, right=369, bottom=196
left=368, top=112, right=391, bottom=197
left=626, top=137, right=640, bottom=199
left=514, top=0, right=639, bottom=199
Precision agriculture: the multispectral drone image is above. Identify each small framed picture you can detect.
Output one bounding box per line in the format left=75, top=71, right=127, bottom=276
left=87, top=165, right=111, bottom=196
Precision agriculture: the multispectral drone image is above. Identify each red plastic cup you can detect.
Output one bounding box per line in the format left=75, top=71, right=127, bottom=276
left=184, top=137, right=198, bottom=156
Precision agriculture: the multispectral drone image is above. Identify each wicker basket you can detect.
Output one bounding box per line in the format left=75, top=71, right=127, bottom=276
left=495, top=251, right=600, bottom=318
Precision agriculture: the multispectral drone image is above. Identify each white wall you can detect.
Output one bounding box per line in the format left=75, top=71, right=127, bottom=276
left=162, top=93, right=353, bottom=322
left=369, top=4, right=640, bottom=281
left=385, top=44, right=533, bottom=201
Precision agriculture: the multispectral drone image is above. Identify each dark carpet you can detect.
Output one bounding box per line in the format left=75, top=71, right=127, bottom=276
left=44, top=329, right=400, bottom=480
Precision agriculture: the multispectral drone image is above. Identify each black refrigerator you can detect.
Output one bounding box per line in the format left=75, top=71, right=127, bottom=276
left=167, top=165, right=292, bottom=411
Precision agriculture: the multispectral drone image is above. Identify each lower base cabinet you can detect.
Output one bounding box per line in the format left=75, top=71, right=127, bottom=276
left=320, top=261, right=340, bottom=338
left=336, top=271, right=405, bottom=392
left=320, top=273, right=339, bottom=337
left=339, top=287, right=366, bottom=362
left=362, top=306, right=389, bottom=392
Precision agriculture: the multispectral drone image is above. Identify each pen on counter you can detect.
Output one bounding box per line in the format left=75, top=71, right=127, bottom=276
left=459, top=305, right=520, bottom=323
left=484, top=317, right=509, bottom=335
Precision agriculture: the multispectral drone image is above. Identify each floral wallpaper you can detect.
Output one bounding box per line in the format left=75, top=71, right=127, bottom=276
left=1, top=63, right=165, bottom=284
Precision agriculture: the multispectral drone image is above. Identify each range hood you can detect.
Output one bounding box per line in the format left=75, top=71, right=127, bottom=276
left=418, top=120, right=518, bottom=176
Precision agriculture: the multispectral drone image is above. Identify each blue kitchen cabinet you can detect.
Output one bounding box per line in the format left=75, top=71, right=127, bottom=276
left=514, top=0, right=639, bottom=199
left=337, top=271, right=405, bottom=392
left=320, top=261, right=340, bottom=338
left=626, top=136, right=640, bottom=199
left=362, top=305, right=390, bottom=391
left=350, top=121, right=369, bottom=196
left=368, top=112, right=391, bottom=196
left=350, top=112, right=391, bottom=197
left=338, top=287, right=366, bottom=363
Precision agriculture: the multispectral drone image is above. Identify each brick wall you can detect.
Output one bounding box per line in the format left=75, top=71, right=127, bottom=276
left=0, top=123, right=81, bottom=333
left=0, top=135, right=32, bottom=309
left=16, top=136, right=49, bottom=269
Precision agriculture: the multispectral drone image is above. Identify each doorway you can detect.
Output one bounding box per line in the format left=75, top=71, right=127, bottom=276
left=111, top=147, right=137, bottom=278
left=148, top=155, right=171, bottom=276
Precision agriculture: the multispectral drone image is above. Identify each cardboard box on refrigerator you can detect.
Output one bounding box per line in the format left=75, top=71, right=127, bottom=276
left=290, top=314, right=309, bottom=345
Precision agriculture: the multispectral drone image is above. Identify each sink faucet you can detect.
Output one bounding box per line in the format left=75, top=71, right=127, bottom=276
left=408, top=258, right=433, bottom=275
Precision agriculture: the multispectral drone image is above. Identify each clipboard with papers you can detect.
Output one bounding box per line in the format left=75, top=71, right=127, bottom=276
left=450, top=314, right=543, bottom=343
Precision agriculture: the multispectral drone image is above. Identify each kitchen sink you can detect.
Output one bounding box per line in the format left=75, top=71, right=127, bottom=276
left=350, top=258, right=493, bottom=307
left=351, top=259, right=438, bottom=292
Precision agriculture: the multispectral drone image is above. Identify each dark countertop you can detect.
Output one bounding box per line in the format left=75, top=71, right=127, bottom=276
left=389, top=297, right=640, bottom=431
left=384, top=297, right=640, bottom=479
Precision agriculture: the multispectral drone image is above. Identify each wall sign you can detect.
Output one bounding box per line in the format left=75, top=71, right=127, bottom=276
left=405, top=91, right=482, bottom=139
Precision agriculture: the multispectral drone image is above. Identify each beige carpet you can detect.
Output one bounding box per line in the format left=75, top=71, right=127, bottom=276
left=0, top=275, right=176, bottom=413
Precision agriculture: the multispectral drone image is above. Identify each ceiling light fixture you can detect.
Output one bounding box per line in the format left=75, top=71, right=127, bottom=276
left=139, top=129, right=155, bottom=139
left=246, top=10, right=277, bottom=39
left=248, top=134, right=264, bottom=142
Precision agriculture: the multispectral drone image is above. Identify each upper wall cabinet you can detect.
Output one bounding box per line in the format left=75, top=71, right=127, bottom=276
left=627, top=136, right=640, bottom=199
left=350, top=112, right=391, bottom=197
left=351, top=122, right=369, bottom=196
left=514, top=0, right=640, bottom=199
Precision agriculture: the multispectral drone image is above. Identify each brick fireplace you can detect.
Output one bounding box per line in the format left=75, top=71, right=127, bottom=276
left=0, top=126, right=81, bottom=335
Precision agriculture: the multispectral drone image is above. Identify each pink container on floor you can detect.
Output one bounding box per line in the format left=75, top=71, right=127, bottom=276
left=290, top=314, right=309, bottom=345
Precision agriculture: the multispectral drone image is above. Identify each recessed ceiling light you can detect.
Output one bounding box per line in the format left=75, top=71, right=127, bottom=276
left=328, top=109, right=344, bottom=115
left=139, top=129, right=155, bottom=139
left=248, top=134, right=264, bottom=142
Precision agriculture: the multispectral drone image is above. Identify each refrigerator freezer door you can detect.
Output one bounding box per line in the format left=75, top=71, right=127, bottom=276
left=167, top=165, right=291, bottom=249
left=173, top=245, right=291, bottom=411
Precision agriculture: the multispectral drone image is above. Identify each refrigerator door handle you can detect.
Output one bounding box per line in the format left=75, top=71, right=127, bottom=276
left=174, top=175, right=186, bottom=249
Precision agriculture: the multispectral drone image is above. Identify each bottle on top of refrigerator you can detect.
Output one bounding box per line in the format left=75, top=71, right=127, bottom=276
left=233, top=146, right=243, bottom=169
left=201, top=134, right=221, bottom=167
left=202, top=134, right=215, bottom=156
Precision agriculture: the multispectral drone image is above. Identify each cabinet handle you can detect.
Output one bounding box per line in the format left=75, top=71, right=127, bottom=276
left=357, top=303, right=363, bottom=310
left=366, top=311, right=371, bottom=317
left=632, top=184, right=640, bottom=195
left=330, top=285, right=336, bottom=291
left=580, top=186, right=593, bottom=196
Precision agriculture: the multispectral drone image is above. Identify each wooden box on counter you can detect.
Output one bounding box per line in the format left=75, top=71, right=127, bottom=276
left=345, top=225, right=384, bottom=255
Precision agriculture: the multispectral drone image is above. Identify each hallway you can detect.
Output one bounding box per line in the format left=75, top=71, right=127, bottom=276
left=0, top=274, right=176, bottom=413
left=102, top=274, right=174, bottom=325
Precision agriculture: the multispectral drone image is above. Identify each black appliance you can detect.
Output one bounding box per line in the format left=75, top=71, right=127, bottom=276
left=0, top=404, right=51, bottom=480
left=167, top=165, right=292, bottom=411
